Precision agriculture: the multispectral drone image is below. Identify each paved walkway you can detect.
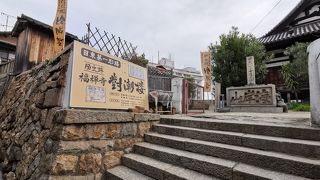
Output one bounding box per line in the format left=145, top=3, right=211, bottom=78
left=163, top=111, right=314, bottom=128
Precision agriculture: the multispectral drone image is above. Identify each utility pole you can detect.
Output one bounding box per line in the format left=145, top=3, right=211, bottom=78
left=157, top=51, right=160, bottom=63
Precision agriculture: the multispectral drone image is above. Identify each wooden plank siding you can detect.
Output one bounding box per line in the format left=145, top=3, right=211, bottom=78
left=265, top=67, right=285, bottom=89
left=14, top=28, right=31, bottom=73
left=14, top=27, right=73, bottom=74
left=28, top=29, right=55, bottom=64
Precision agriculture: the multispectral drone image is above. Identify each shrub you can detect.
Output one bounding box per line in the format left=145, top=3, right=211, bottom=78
left=288, top=102, right=310, bottom=112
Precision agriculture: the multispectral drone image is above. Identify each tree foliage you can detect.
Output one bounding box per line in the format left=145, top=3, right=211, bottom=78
left=281, top=42, right=309, bottom=100
left=129, top=53, right=149, bottom=68
left=210, top=27, right=270, bottom=93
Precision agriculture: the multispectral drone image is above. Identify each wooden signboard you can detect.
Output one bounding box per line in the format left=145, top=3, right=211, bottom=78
left=201, top=51, right=212, bottom=92
left=69, top=41, right=148, bottom=110
left=53, top=0, right=67, bottom=54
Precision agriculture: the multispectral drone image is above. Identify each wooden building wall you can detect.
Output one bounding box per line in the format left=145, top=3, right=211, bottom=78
left=265, top=67, right=285, bottom=89
left=14, top=26, right=73, bottom=74
left=14, top=27, right=30, bottom=73
left=148, top=76, right=172, bottom=92
left=28, top=28, right=55, bottom=64
left=0, top=35, right=17, bottom=45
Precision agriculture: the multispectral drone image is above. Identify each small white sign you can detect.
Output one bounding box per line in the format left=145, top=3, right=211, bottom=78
left=86, top=85, right=106, bottom=103
left=129, top=64, right=145, bottom=80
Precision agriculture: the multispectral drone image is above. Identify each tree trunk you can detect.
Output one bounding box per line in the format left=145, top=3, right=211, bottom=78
left=294, top=91, right=299, bottom=102
left=287, top=92, right=291, bottom=103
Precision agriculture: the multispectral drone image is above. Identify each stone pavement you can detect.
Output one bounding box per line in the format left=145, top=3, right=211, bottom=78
left=167, top=111, right=312, bottom=128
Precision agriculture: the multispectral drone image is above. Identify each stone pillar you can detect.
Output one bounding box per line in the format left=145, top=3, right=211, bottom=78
left=215, top=83, right=221, bottom=111
left=246, top=56, right=256, bottom=85
left=286, top=92, right=291, bottom=103
left=307, top=39, right=320, bottom=127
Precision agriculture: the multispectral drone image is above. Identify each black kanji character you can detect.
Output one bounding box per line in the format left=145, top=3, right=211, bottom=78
left=90, top=75, right=99, bottom=84
left=84, top=63, right=91, bottom=71
left=99, top=77, right=107, bottom=86
left=124, top=79, right=135, bottom=93
left=79, top=73, right=89, bottom=83
left=135, top=81, right=145, bottom=94
left=108, top=73, right=118, bottom=90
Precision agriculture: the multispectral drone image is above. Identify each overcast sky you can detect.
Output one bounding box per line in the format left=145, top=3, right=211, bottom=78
left=1, top=0, right=300, bottom=70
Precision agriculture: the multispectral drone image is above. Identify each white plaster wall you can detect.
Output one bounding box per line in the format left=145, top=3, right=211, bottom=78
left=171, top=77, right=183, bottom=113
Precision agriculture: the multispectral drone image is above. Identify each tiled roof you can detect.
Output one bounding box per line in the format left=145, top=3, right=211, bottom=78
left=264, top=0, right=305, bottom=36
left=12, top=14, right=78, bottom=40
left=260, top=21, right=320, bottom=44
left=148, top=66, right=172, bottom=77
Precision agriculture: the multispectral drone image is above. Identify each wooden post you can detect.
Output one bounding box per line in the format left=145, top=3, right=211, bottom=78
left=53, top=0, right=68, bottom=55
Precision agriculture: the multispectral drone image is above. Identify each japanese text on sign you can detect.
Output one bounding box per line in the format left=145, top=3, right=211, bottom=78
left=69, top=41, right=148, bottom=110
left=53, top=0, right=67, bottom=54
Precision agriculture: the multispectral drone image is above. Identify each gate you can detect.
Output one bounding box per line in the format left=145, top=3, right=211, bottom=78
left=182, top=79, right=205, bottom=114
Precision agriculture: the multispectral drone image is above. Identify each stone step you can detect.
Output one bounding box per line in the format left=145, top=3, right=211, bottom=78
left=133, top=142, right=235, bottom=179
left=134, top=142, right=312, bottom=180
left=153, top=124, right=320, bottom=158
left=160, top=117, right=320, bottom=141
left=106, top=165, right=155, bottom=180
left=121, top=153, right=217, bottom=180
left=144, top=133, right=320, bottom=179
left=233, top=163, right=312, bottom=180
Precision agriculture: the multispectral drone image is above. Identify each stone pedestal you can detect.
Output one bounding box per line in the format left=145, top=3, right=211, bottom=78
left=307, top=39, right=320, bottom=127
left=226, top=84, right=279, bottom=113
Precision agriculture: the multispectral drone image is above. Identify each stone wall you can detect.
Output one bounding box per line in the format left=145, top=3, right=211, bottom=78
left=0, top=48, right=159, bottom=180
left=49, top=110, right=159, bottom=179
left=0, top=51, right=70, bottom=180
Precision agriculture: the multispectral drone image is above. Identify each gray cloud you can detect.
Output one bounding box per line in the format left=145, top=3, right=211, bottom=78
left=1, top=0, right=300, bottom=70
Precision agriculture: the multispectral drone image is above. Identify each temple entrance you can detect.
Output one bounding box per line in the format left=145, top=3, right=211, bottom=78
left=182, top=79, right=206, bottom=114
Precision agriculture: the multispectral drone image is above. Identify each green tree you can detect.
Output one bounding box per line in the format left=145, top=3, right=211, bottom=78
left=281, top=42, right=309, bottom=101
left=129, top=53, right=149, bottom=68
left=210, top=27, right=270, bottom=93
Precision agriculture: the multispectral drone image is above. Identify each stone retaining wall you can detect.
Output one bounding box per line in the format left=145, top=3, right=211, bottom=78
left=0, top=51, right=70, bottom=180
left=49, top=110, right=159, bottom=179
left=0, top=48, right=159, bottom=180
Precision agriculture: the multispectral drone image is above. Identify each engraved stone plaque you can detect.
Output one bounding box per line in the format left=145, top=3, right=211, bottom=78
left=226, top=84, right=276, bottom=107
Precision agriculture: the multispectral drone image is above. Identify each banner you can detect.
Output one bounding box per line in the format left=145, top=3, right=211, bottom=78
left=201, top=51, right=212, bottom=92
left=53, top=0, right=67, bottom=54
left=69, top=41, right=149, bottom=110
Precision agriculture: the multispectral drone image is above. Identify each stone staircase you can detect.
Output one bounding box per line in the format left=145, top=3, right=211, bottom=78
left=106, top=116, right=320, bottom=180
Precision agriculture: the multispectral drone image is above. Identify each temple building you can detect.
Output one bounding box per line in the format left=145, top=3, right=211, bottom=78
left=260, top=0, right=320, bottom=102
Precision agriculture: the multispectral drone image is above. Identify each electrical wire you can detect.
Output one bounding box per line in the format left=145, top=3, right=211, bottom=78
left=250, top=0, right=282, bottom=33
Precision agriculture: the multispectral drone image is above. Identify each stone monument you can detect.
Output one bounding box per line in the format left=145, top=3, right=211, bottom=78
left=307, top=39, right=320, bottom=127
left=226, top=56, right=282, bottom=113
left=246, top=56, right=256, bottom=85
left=214, top=83, right=221, bottom=111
